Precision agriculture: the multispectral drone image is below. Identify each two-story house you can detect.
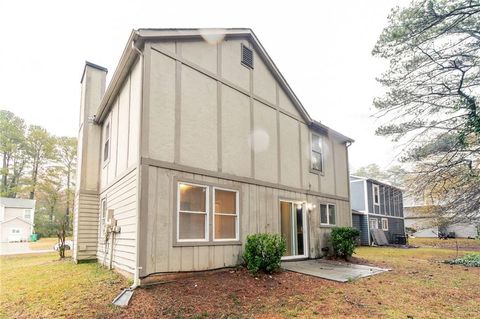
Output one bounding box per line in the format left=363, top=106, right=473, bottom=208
left=0, top=197, right=36, bottom=242
left=73, top=28, right=354, bottom=284
left=350, top=176, right=405, bottom=245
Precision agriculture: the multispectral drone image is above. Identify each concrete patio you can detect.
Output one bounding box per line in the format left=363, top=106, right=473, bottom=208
left=282, top=259, right=389, bottom=282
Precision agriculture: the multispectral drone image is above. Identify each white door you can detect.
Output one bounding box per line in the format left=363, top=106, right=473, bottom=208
left=280, top=200, right=308, bottom=259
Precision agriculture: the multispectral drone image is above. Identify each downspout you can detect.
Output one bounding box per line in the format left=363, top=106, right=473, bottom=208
left=364, top=180, right=371, bottom=245
left=132, top=33, right=143, bottom=289
left=345, top=141, right=353, bottom=228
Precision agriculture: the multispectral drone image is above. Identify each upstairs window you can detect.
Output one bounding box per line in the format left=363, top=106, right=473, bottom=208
left=373, top=184, right=380, bottom=206
left=24, top=209, right=32, bottom=220
left=311, top=133, right=323, bottom=173
left=320, top=203, right=336, bottom=226
left=103, top=122, right=110, bottom=163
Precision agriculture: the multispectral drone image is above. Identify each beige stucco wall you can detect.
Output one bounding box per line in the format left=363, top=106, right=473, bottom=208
left=144, top=37, right=349, bottom=198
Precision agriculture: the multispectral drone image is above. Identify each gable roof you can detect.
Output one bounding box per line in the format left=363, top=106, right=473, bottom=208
left=0, top=216, right=34, bottom=226
left=92, top=28, right=353, bottom=144
left=0, top=197, right=35, bottom=209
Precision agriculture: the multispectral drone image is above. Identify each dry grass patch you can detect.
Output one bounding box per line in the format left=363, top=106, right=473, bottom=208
left=28, top=237, right=72, bottom=251
left=0, top=252, right=129, bottom=318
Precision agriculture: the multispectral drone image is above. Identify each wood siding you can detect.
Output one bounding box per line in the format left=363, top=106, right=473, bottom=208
left=139, top=165, right=351, bottom=277
left=73, top=192, right=99, bottom=260
left=97, top=168, right=137, bottom=276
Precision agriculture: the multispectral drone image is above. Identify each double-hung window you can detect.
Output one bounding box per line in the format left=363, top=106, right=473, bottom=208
left=24, top=209, right=32, bottom=220
left=381, top=218, right=389, bottom=231
left=370, top=218, right=378, bottom=229
left=213, top=188, right=239, bottom=241
left=177, top=183, right=209, bottom=241
left=311, top=133, right=323, bottom=173
left=320, top=203, right=336, bottom=226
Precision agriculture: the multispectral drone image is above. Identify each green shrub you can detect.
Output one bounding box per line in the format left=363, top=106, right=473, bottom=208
left=243, top=233, right=286, bottom=274
left=447, top=253, right=480, bottom=267
left=330, top=227, right=360, bottom=260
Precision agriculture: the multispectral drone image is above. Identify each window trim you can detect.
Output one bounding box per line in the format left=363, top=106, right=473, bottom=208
left=319, top=203, right=336, bottom=226
left=381, top=218, right=389, bottom=231
left=23, top=209, right=32, bottom=220
left=369, top=217, right=378, bottom=229
left=176, top=182, right=209, bottom=243
left=372, top=184, right=380, bottom=206
left=172, top=178, right=242, bottom=247
left=212, top=187, right=239, bottom=242
left=310, top=132, right=324, bottom=174
left=103, top=120, right=111, bottom=165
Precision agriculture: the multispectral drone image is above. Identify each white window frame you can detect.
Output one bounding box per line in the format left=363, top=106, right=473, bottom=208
left=24, top=209, right=32, bottom=220
left=310, top=133, right=324, bottom=173
left=10, top=228, right=21, bottom=234
left=370, top=218, right=378, bottom=229
left=320, top=203, right=336, bottom=226
left=103, top=121, right=111, bottom=164
left=381, top=218, right=389, bottom=231
left=372, top=184, right=380, bottom=206
left=212, top=187, right=239, bottom=241
left=177, top=182, right=209, bottom=243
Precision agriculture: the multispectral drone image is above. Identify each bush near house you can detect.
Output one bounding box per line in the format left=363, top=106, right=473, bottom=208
left=243, top=233, right=286, bottom=275
left=330, top=227, right=360, bottom=260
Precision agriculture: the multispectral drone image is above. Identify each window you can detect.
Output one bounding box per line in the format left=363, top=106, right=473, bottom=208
left=177, top=182, right=208, bottom=241
left=10, top=228, right=21, bottom=234
left=320, top=203, right=336, bottom=225
left=369, top=218, right=378, bottom=229
left=100, top=198, right=107, bottom=236
left=311, top=133, right=323, bottom=172
left=103, top=122, right=110, bottom=162
left=24, top=209, right=32, bottom=220
left=213, top=188, right=239, bottom=241
left=241, top=44, right=254, bottom=69
left=372, top=184, right=380, bottom=206
left=381, top=218, right=389, bottom=231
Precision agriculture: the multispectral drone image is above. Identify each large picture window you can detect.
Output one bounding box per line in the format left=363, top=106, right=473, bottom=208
left=320, top=203, right=336, bottom=225
left=177, top=182, right=208, bottom=241
left=311, top=133, right=323, bottom=173
left=213, top=188, right=239, bottom=241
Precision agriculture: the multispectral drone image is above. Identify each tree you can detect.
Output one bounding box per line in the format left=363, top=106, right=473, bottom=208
left=25, top=125, right=56, bottom=199
left=57, top=137, right=77, bottom=227
left=373, top=0, right=480, bottom=224
left=354, top=163, right=407, bottom=187
left=0, top=110, right=27, bottom=197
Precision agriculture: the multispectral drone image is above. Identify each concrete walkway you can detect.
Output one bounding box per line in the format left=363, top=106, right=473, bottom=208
left=0, top=242, right=53, bottom=256
left=282, top=259, right=389, bottom=282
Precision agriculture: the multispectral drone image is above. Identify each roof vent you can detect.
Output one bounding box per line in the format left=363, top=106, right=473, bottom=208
left=241, top=44, right=253, bottom=69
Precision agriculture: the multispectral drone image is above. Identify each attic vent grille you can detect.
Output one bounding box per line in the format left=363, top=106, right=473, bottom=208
left=241, top=45, right=253, bottom=69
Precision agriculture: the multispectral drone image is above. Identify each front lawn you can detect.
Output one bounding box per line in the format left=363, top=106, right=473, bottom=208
left=0, top=252, right=128, bottom=318
left=1, top=247, right=479, bottom=318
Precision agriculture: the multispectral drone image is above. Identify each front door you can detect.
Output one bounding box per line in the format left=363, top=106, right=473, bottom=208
left=280, top=200, right=307, bottom=259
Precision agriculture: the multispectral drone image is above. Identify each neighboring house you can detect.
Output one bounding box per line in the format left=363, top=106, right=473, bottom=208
left=73, top=28, right=354, bottom=284
left=350, top=176, right=405, bottom=245
left=0, top=197, right=36, bottom=242
left=404, top=199, right=479, bottom=238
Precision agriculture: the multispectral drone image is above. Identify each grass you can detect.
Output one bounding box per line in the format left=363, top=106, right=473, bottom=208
left=409, top=237, right=480, bottom=250
left=1, top=244, right=480, bottom=318
left=0, top=252, right=128, bottom=319
left=28, top=237, right=72, bottom=250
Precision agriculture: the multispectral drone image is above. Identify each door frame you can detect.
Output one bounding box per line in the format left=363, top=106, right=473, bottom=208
left=279, top=199, right=309, bottom=260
